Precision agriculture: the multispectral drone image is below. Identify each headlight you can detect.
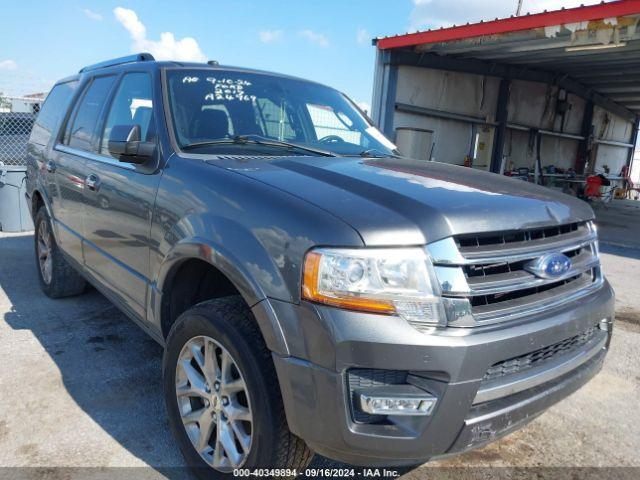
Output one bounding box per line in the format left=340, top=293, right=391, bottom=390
left=302, top=247, right=443, bottom=326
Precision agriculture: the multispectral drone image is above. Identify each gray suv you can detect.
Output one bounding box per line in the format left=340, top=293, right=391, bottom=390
left=25, top=54, right=614, bottom=476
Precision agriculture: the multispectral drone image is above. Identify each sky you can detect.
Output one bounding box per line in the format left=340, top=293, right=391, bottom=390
left=0, top=0, right=612, bottom=110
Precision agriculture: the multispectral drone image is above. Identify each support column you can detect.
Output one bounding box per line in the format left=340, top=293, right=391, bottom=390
left=377, top=50, right=398, bottom=139
left=490, top=78, right=510, bottom=173
left=576, top=101, right=594, bottom=174
left=626, top=116, right=639, bottom=169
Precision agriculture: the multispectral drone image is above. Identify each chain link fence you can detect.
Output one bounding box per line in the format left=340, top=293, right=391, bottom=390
left=0, top=97, right=42, bottom=232
left=0, top=112, right=36, bottom=167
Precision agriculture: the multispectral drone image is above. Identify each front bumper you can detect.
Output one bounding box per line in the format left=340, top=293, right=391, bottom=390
left=260, top=281, right=615, bottom=466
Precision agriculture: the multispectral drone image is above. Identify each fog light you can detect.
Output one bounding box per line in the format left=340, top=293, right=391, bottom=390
left=357, top=388, right=437, bottom=416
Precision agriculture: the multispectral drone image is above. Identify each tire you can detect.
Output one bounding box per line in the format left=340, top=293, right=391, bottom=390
left=34, top=207, right=86, bottom=298
left=163, top=296, right=314, bottom=479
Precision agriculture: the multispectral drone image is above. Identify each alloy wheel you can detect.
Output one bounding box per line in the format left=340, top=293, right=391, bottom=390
left=175, top=335, right=253, bottom=471
left=37, top=220, right=53, bottom=285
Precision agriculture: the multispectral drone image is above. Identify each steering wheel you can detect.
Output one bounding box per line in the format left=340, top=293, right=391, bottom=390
left=318, top=135, right=346, bottom=144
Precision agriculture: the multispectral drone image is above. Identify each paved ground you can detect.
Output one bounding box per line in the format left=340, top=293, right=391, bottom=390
left=0, top=201, right=638, bottom=479
left=593, top=199, right=640, bottom=249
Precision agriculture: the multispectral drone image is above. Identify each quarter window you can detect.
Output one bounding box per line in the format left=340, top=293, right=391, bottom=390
left=64, top=76, right=116, bottom=151
left=100, top=72, right=155, bottom=158
left=30, top=81, right=78, bottom=146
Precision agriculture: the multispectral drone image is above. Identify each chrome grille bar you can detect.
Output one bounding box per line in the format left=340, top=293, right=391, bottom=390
left=428, top=221, right=602, bottom=327
left=455, top=226, right=595, bottom=265
left=438, top=249, right=600, bottom=297
left=471, top=274, right=601, bottom=322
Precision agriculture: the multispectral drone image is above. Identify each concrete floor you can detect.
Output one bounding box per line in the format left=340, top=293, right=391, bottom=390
left=0, top=203, right=638, bottom=478
left=593, top=199, right=640, bottom=249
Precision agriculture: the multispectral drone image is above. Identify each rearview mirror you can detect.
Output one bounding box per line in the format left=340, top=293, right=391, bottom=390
left=108, top=125, right=155, bottom=164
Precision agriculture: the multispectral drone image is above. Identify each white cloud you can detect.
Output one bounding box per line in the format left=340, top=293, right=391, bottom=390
left=357, top=28, right=370, bottom=45
left=408, top=0, right=610, bottom=31
left=0, top=60, right=18, bottom=70
left=298, top=29, right=329, bottom=47
left=259, top=29, right=283, bottom=44
left=83, top=8, right=103, bottom=21
left=113, top=7, right=207, bottom=62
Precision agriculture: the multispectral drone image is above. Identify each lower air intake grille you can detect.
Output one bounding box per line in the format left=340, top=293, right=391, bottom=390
left=483, top=326, right=599, bottom=383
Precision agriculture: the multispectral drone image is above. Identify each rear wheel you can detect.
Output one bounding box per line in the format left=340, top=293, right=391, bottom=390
left=163, top=297, right=314, bottom=478
left=34, top=207, right=86, bottom=298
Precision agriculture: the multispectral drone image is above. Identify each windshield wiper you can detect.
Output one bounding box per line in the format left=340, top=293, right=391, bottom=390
left=358, top=149, right=400, bottom=158
left=182, top=135, right=336, bottom=157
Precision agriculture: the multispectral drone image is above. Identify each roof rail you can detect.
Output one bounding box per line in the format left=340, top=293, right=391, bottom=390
left=79, top=53, right=155, bottom=73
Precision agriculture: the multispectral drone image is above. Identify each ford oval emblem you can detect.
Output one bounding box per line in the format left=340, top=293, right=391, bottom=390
left=526, top=253, right=572, bottom=279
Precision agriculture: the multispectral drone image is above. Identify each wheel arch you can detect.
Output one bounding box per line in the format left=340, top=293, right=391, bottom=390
left=31, top=188, right=54, bottom=220
left=31, top=188, right=62, bottom=244
left=153, top=238, right=289, bottom=355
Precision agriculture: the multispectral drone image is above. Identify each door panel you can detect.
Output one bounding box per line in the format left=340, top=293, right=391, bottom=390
left=50, top=75, right=116, bottom=263
left=82, top=72, right=160, bottom=321
left=83, top=159, right=161, bottom=319
left=49, top=147, right=88, bottom=262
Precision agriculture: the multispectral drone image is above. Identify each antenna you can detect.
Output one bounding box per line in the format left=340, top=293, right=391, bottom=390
left=515, top=0, right=524, bottom=16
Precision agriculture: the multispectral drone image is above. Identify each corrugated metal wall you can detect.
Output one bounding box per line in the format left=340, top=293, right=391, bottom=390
left=383, top=65, right=633, bottom=175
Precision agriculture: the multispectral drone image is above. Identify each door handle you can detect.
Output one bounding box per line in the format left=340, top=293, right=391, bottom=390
left=85, top=173, right=101, bottom=191
left=45, top=160, right=56, bottom=173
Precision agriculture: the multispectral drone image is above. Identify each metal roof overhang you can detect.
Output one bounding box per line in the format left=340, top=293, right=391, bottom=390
left=376, top=0, right=640, bottom=123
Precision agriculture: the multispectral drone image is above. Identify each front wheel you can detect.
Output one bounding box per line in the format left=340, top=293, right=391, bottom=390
left=163, top=297, right=314, bottom=478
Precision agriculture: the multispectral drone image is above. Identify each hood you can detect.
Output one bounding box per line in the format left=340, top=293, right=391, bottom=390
left=209, top=155, right=594, bottom=246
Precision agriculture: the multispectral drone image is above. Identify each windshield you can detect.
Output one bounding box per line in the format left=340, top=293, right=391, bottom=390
left=165, top=69, right=397, bottom=156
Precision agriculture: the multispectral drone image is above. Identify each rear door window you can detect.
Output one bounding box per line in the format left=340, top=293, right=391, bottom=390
left=63, top=75, right=116, bottom=152
left=29, top=81, right=78, bottom=146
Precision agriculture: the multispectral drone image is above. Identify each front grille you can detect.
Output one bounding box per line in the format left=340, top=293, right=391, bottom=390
left=429, top=221, right=602, bottom=328
left=346, top=369, right=407, bottom=423
left=457, top=222, right=580, bottom=248
left=470, top=273, right=583, bottom=308
left=483, top=326, right=598, bottom=382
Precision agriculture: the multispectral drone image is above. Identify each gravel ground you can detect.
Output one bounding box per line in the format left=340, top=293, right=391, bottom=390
left=0, top=218, right=638, bottom=479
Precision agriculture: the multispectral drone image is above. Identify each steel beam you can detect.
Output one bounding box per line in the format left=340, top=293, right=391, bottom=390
left=577, top=101, right=594, bottom=174
left=377, top=50, right=399, bottom=138
left=627, top=116, right=640, bottom=168
left=594, top=85, right=640, bottom=95
left=395, top=103, right=498, bottom=126
left=491, top=78, right=511, bottom=173
left=595, top=139, right=634, bottom=148
left=483, top=46, right=640, bottom=67
left=573, top=68, right=640, bottom=80
left=543, top=57, right=640, bottom=72
left=604, top=94, right=640, bottom=102
left=507, top=123, right=584, bottom=141
left=466, top=44, right=640, bottom=66
left=587, top=77, right=640, bottom=87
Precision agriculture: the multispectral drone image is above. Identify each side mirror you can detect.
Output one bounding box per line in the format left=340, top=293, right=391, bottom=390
left=108, top=125, right=155, bottom=164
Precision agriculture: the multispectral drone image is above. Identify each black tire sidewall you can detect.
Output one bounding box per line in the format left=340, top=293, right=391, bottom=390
left=33, top=207, right=86, bottom=298
left=163, top=305, right=282, bottom=477
left=34, top=208, right=54, bottom=295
